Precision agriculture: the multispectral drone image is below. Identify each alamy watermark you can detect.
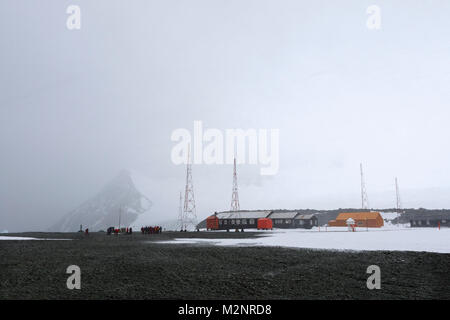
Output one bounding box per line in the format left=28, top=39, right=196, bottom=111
left=66, top=5, right=81, bottom=30
left=171, top=121, right=279, bottom=175
left=366, top=5, right=381, bottom=30
left=366, top=265, right=381, bottom=290
left=66, top=265, right=81, bottom=290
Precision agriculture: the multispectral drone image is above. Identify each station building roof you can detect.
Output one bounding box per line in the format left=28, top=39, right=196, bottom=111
left=215, top=210, right=272, bottom=219
left=267, top=211, right=299, bottom=219
left=294, top=214, right=317, bottom=220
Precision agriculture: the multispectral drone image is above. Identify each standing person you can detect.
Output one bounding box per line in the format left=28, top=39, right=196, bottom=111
left=85, top=228, right=89, bottom=235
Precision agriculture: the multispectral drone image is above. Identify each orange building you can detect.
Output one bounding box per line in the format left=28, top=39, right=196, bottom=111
left=328, top=212, right=384, bottom=228
left=206, top=215, right=219, bottom=230
left=257, top=218, right=273, bottom=230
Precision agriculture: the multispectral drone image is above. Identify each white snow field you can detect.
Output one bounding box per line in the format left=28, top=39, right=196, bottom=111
left=0, top=236, right=39, bottom=240
left=0, top=236, right=71, bottom=241
left=160, top=227, right=450, bottom=253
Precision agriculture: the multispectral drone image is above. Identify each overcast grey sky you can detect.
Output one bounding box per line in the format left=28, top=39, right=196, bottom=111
left=1, top=1, right=449, bottom=231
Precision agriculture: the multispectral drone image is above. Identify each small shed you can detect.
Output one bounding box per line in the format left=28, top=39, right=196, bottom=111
left=257, top=218, right=273, bottom=230
left=206, top=215, right=219, bottom=230
left=346, top=218, right=355, bottom=231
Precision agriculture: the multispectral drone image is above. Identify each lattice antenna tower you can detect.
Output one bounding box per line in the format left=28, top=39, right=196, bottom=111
left=395, top=177, right=402, bottom=222
left=177, top=191, right=183, bottom=231
left=360, top=163, right=370, bottom=210
left=118, top=206, right=122, bottom=229
left=230, top=157, right=240, bottom=211
left=183, top=145, right=197, bottom=230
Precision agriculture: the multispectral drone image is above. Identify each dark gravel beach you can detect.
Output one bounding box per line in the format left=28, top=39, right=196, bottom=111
left=0, top=232, right=449, bottom=299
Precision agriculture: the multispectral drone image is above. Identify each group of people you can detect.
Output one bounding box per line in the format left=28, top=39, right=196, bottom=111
left=106, top=227, right=133, bottom=235
left=141, top=226, right=162, bottom=234
left=104, top=226, right=163, bottom=235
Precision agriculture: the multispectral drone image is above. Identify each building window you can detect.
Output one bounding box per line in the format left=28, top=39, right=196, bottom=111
left=249, top=219, right=255, bottom=224
left=298, top=220, right=304, bottom=225
left=241, top=219, right=247, bottom=225
left=220, top=220, right=224, bottom=225
left=236, top=219, right=240, bottom=225
left=426, top=220, right=430, bottom=225
left=418, top=220, right=422, bottom=225
left=224, top=220, right=227, bottom=225
left=443, top=220, right=447, bottom=223
left=285, top=219, right=291, bottom=224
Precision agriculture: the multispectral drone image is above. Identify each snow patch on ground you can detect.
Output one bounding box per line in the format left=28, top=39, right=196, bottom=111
left=159, top=227, right=450, bottom=253
left=0, top=236, right=71, bottom=241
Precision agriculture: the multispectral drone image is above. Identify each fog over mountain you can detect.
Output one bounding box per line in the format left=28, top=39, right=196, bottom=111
left=50, top=170, right=153, bottom=232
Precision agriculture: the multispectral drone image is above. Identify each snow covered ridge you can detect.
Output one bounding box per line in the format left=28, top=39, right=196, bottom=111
left=159, top=227, right=450, bottom=254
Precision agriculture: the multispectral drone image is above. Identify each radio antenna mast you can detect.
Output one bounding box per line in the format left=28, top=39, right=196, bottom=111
left=183, top=144, right=197, bottom=230
left=230, top=157, right=240, bottom=211
left=395, top=177, right=402, bottom=223
left=360, top=163, right=370, bottom=210
left=178, top=191, right=183, bottom=231
left=118, top=206, right=122, bottom=230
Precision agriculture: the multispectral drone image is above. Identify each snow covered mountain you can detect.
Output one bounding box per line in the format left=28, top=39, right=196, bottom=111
left=50, top=170, right=153, bottom=232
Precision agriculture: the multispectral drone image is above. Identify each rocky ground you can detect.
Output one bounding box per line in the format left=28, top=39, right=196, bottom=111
left=0, top=231, right=449, bottom=299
